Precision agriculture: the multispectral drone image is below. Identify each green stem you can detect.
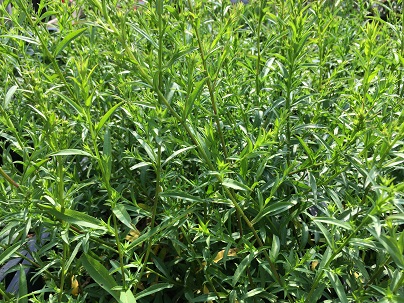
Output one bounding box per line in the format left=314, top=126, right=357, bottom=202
left=104, top=6, right=290, bottom=300
left=134, top=144, right=162, bottom=293
left=15, top=0, right=76, bottom=100
left=56, top=155, right=68, bottom=302
left=179, top=226, right=223, bottom=302
left=186, top=0, right=228, bottom=160
left=305, top=202, right=375, bottom=302
left=84, top=107, right=127, bottom=289
left=255, top=0, right=265, bottom=98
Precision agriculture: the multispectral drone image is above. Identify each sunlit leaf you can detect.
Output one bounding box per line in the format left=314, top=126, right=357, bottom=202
left=38, top=204, right=107, bottom=231
left=80, top=254, right=120, bottom=301
left=134, top=283, right=173, bottom=300
left=50, top=149, right=93, bottom=157
left=232, top=253, right=255, bottom=287
left=54, top=28, right=87, bottom=57
left=222, top=178, right=251, bottom=191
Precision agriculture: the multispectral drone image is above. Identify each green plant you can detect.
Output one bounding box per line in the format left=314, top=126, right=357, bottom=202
left=0, top=0, right=403, bottom=302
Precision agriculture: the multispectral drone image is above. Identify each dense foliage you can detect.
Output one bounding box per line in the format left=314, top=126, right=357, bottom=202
left=1, top=0, right=404, bottom=302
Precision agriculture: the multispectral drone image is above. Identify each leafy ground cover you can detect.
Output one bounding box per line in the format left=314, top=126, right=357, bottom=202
left=0, top=0, right=404, bottom=302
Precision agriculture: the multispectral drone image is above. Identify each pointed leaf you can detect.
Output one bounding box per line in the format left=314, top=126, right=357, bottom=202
left=80, top=254, right=120, bottom=301
left=18, top=265, right=28, bottom=303
left=160, top=190, right=207, bottom=203
left=135, top=283, right=173, bottom=300
left=4, top=85, right=18, bottom=109
left=378, top=235, right=404, bottom=269
left=183, top=78, right=207, bottom=119
left=162, top=146, right=196, bottom=167
left=96, top=101, right=124, bottom=133
left=0, top=242, right=21, bottom=264
left=1, top=34, right=39, bottom=45
left=326, top=271, right=348, bottom=303
left=232, top=253, right=255, bottom=287
left=313, top=217, right=352, bottom=230
left=50, top=149, right=93, bottom=157
left=113, top=204, right=133, bottom=230
left=38, top=204, right=107, bottom=231
left=252, top=200, right=297, bottom=225
left=54, top=28, right=87, bottom=57
left=222, top=178, right=251, bottom=191
left=120, top=289, right=137, bottom=303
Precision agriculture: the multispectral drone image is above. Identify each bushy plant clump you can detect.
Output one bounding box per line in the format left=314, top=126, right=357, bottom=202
left=0, top=0, right=403, bottom=302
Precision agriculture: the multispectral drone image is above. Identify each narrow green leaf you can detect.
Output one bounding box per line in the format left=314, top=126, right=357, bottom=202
left=252, top=201, right=297, bottom=225
left=65, top=242, right=82, bottom=273
left=387, top=214, right=404, bottom=223
left=151, top=255, right=172, bottom=281
left=310, top=283, right=326, bottom=302
left=22, top=158, right=51, bottom=183
left=50, top=149, right=93, bottom=157
left=160, top=190, right=207, bottom=203
left=191, top=293, right=221, bottom=302
left=1, top=34, right=39, bottom=45
left=317, top=246, right=333, bottom=274
left=309, top=172, right=317, bottom=203
left=326, top=271, right=348, bottom=303
left=80, top=254, right=120, bottom=301
left=112, top=204, right=133, bottom=230
left=270, top=235, right=280, bottom=262
left=377, top=235, right=404, bottom=269
left=165, top=47, right=197, bottom=69
left=96, top=101, right=124, bottom=133
left=103, top=128, right=112, bottom=158
left=130, top=131, right=156, bottom=163
left=129, top=24, right=158, bottom=48
left=0, top=241, right=21, bottom=264
left=103, top=128, right=112, bottom=181
left=27, top=104, right=47, bottom=121
left=183, top=78, right=207, bottom=120
left=313, top=221, right=334, bottom=250
left=241, top=288, right=265, bottom=299
left=54, top=28, right=87, bottom=57
left=232, top=253, right=255, bottom=287
left=38, top=204, right=107, bottom=231
left=134, top=283, right=173, bottom=300
left=18, top=265, right=28, bottom=303
left=4, top=85, right=17, bottom=109
left=120, top=289, right=137, bottom=303
left=162, top=146, right=196, bottom=167
left=127, top=227, right=159, bottom=250
left=313, top=217, right=352, bottom=230
left=34, top=10, right=57, bottom=25
left=222, top=178, right=251, bottom=191
left=295, top=135, right=314, bottom=162
left=52, top=91, right=85, bottom=116
left=130, top=162, right=152, bottom=171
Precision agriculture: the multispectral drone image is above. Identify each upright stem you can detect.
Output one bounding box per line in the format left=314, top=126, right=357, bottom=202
left=255, top=0, right=265, bottom=98
left=186, top=0, right=228, bottom=160
left=157, top=0, right=163, bottom=95
left=305, top=197, right=374, bottom=302
left=105, top=5, right=290, bottom=299
left=134, top=144, right=162, bottom=292
left=399, top=3, right=404, bottom=96
left=56, top=155, right=69, bottom=302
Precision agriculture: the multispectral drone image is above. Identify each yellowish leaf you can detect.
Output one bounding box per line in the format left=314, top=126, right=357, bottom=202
left=137, top=203, right=152, bottom=211
left=213, top=248, right=238, bottom=263
left=125, top=229, right=140, bottom=242
left=71, top=275, right=80, bottom=296
left=310, top=260, right=319, bottom=271
left=203, top=285, right=214, bottom=303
